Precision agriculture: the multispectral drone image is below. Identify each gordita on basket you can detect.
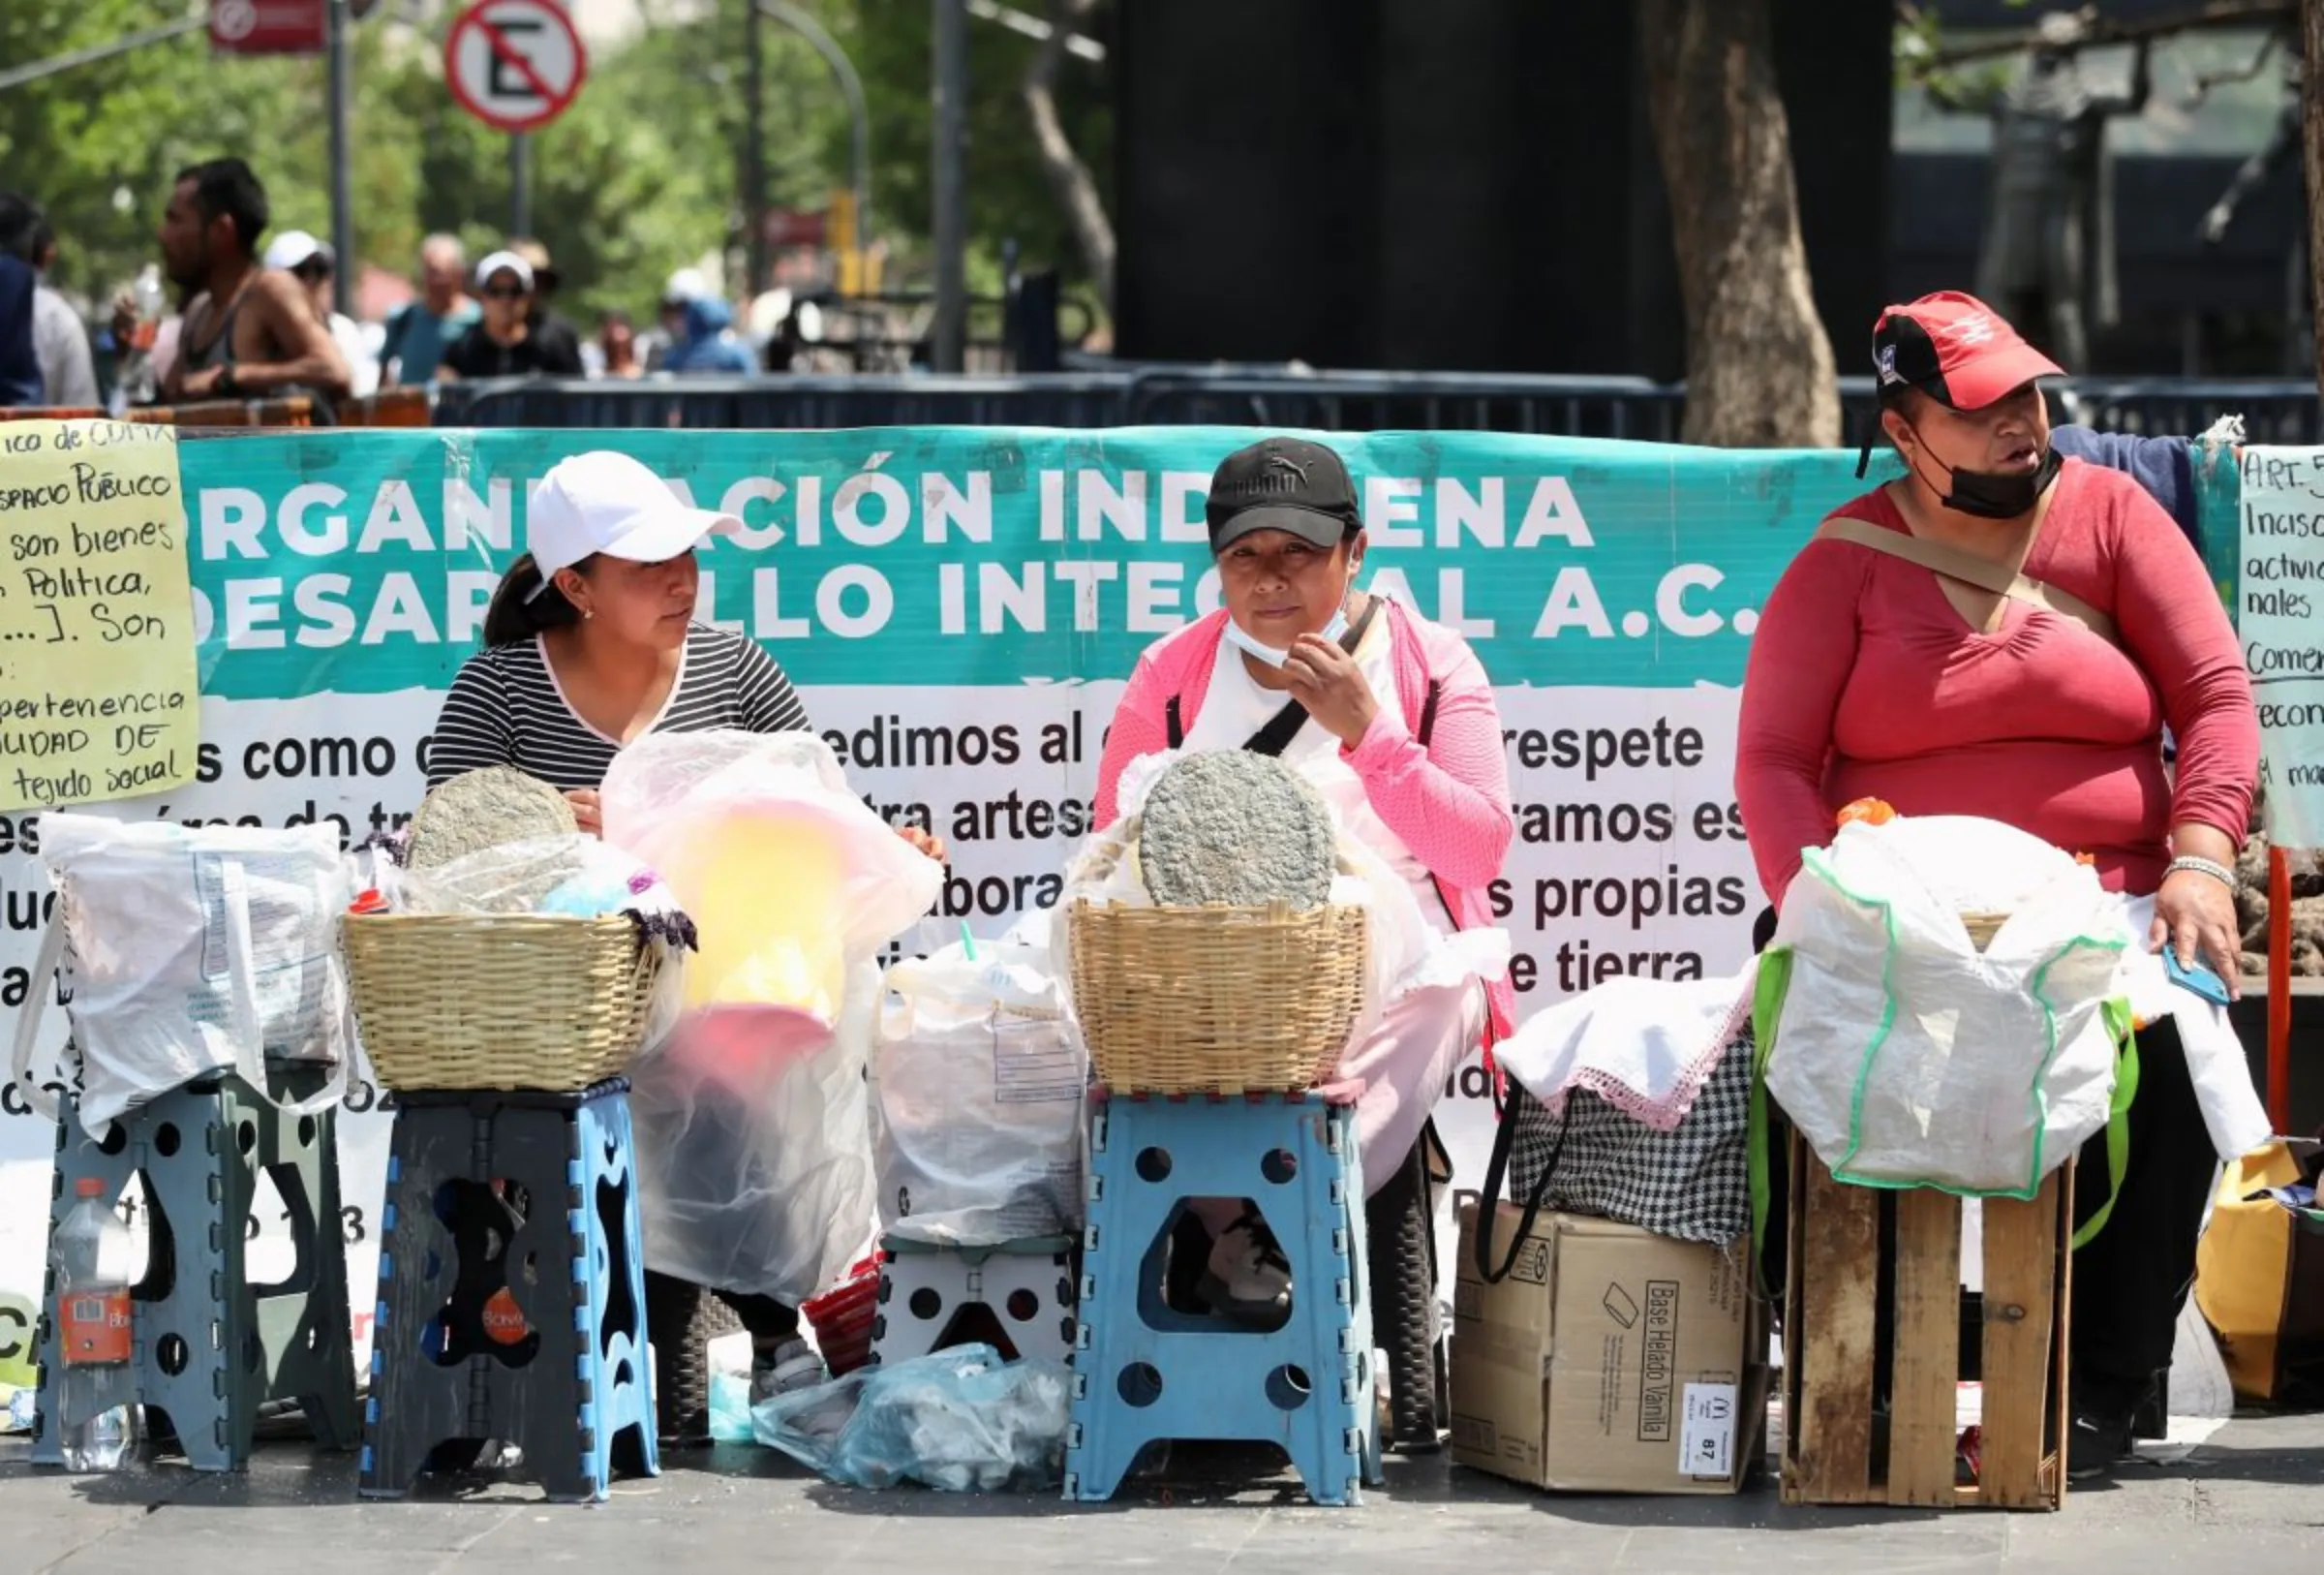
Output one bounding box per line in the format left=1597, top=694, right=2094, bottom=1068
left=1067, top=899, right=1367, bottom=1095
left=342, top=912, right=664, bottom=1093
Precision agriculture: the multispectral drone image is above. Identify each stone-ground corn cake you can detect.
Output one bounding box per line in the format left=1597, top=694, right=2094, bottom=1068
left=1139, top=751, right=1335, bottom=909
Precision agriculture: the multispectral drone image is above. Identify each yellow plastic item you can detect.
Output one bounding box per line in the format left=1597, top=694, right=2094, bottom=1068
left=2194, top=1140, right=2311, bottom=1403
left=658, top=812, right=850, bottom=1021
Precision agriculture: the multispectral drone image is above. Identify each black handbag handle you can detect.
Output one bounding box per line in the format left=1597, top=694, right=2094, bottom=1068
left=1473, top=1088, right=1565, bottom=1284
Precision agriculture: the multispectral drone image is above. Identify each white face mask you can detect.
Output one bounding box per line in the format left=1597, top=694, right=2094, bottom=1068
left=1223, top=604, right=1350, bottom=667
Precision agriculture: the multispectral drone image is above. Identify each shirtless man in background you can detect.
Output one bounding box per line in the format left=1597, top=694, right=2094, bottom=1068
left=158, top=158, right=350, bottom=407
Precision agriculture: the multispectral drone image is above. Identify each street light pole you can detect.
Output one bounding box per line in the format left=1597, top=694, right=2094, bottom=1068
left=510, top=135, right=532, bottom=237
left=743, top=0, right=768, bottom=298
left=754, top=2, right=872, bottom=262
left=931, top=0, right=968, bottom=372
left=326, top=0, right=355, bottom=318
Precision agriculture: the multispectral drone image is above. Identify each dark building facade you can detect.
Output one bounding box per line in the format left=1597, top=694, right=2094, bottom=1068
left=1112, top=0, right=1891, bottom=376
left=1112, top=0, right=2307, bottom=378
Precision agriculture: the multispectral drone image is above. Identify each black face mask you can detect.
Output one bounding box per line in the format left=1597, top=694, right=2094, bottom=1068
left=1908, top=431, right=2063, bottom=520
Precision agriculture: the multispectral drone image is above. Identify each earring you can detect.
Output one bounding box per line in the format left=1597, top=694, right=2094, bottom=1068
left=582, top=607, right=595, bottom=620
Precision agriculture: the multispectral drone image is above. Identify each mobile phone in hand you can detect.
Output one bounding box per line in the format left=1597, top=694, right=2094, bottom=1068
left=2163, top=947, right=2234, bottom=1007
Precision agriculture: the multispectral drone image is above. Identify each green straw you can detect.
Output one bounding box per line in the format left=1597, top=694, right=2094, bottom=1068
left=959, top=921, right=980, bottom=961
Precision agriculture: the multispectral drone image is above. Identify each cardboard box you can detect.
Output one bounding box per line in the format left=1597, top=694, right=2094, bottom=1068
left=1451, top=1198, right=1766, bottom=1495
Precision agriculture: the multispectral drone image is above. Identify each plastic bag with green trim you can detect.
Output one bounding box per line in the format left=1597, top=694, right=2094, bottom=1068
left=1761, top=816, right=2132, bottom=1198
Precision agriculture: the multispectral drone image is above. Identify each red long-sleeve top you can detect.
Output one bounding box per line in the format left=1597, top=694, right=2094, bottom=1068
left=1735, top=459, right=2257, bottom=908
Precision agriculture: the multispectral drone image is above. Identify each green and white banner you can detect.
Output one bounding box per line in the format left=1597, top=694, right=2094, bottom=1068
left=0, top=424, right=1897, bottom=1368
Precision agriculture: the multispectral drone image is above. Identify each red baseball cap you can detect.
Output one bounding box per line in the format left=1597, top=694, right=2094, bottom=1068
left=1871, top=291, right=2063, bottom=411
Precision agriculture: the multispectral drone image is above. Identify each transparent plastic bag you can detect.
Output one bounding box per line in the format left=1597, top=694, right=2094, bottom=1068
left=752, top=1343, right=1071, bottom=1492
left=628, top=961, right=879, bottom=1303
left=872, top=942, right=1086, bottom=1246
left=395, top=834, right=678, bottom=918
left=14, top=815, right=351, bottom=1128
left=603, top=730, right=941, bottom=1020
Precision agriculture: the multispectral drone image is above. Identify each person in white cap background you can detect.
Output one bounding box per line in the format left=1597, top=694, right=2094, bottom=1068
left=263, top=230, right=378, bottom=397
left=436, top=250, right=585, bottom=381
left=655, top=264, right=754, bottom=375
left=425, top=450, right=943, bottom=1428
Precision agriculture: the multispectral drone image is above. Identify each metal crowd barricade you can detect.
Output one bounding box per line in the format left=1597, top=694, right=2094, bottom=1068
left=432, top=375, right=1135, bottom=432
left=1118, top=368, right=1684, bottom=440
left=425, top=368, right=2324, bottom=445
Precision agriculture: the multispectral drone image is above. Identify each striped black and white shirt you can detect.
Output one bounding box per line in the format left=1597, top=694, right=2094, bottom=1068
left=425, top=625, right=810, bottom=792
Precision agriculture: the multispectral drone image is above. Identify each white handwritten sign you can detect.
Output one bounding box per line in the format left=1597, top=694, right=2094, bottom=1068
left=2237, top=448, right=2324, bottom=848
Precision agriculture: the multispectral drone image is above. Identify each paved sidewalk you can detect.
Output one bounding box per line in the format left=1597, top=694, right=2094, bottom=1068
left=6, top=1413, right=2321, bottom=1575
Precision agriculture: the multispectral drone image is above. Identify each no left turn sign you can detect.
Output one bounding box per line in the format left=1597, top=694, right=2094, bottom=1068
left=445, top=0, right=588, bottom=135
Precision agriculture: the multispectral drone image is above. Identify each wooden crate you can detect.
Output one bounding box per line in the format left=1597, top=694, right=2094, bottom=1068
left=1782, top=1138, right=2074, bottom=1510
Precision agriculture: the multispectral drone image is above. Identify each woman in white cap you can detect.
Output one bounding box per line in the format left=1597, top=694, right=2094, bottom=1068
left=262, top=230, right=378, bottom=397
left=427, top=449, right=942, bottom=1428
left=436, top=250, right=584, bottom=381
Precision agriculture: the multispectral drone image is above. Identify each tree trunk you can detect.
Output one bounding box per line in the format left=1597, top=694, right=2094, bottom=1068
left=1022, top=0, right=1116, bottom=313
left=2305, top=0, right=2324, bottom=393
left=1638, top=0, right=1840, bottom=448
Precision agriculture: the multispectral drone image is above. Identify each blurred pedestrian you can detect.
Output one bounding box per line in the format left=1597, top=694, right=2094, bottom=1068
left=0, top=254, right=42, bottom=408
left=381, top=233, right=479, bottom=387
left=508, top=237, right=585, bottom=375
left=659, top=271, right=753, bottom=375
left=0, top=193, right=98, bottom=408
left=644, top=267, right=715, bottom=371
left=438, top=251, right=585, bottom=380
left=596, top=310, right=643, bottom=379
left=158, top=157, right=351, bottom=407
left=264, top=230, right=378, bottom=397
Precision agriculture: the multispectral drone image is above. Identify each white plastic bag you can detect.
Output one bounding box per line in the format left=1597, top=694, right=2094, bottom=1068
left=872, top=942, right=1086, bottom=1246
left=12, top=814, right=352, bottom=1130
left=629, top=960, right=879, bottom=1303
left=1765, top=816, right=2130, bottom=1196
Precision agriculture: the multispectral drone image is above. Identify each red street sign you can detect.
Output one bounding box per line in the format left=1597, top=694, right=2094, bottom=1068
left=209, top=0, right=326, bottom=56
left=764, top=209, right=829, bottom=248
left=444, top=0, right=589, bottom=135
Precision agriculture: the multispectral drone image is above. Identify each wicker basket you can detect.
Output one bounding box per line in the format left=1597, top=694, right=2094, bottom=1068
left=1068, top=899, right=1367, bottom=1095
left=342, top=912, right=662, bottom=1092
left=1961, top=911, right=2009, bottom=952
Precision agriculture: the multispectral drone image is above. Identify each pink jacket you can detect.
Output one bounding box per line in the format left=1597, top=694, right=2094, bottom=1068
left=1093, top=602, right=1516, bottom=1039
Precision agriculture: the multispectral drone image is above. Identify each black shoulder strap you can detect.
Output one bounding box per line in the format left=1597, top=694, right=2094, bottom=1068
left=1416, top=678, right=1443, bottom=749
left=1241, top=597, right=1382, bottom=758
left=1165, top=695, right=1184, bottom=750
left=1473, top=1088, right=1565, bottom=1284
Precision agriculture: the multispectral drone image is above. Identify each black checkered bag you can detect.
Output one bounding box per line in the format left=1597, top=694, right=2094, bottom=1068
left=1473, top=1032, right=1752, bottom=1282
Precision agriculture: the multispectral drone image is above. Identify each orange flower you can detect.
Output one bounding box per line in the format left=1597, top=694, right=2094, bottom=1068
left=1836, top=797, right=1896, bottom=829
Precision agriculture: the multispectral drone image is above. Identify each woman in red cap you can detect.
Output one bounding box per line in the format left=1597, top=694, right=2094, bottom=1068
left=1736, top=292, right=2259, bottom=1478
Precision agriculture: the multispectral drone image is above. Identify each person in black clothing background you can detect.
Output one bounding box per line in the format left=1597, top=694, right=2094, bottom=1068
left=508, top=237, right=587, bottom=374
left=438, top=251, right=584, bottom=381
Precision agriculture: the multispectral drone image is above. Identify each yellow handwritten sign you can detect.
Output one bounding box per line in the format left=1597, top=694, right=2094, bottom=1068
left=0, top=419, right=198, bottom=810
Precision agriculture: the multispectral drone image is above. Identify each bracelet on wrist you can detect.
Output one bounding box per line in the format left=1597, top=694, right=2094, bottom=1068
left=2165, top=855, right=2237, bottom=892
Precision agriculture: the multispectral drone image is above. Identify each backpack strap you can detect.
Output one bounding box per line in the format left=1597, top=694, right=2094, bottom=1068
left=1814, top=514, right=2121, bottom=647
left=1240, top=598, right=1381, bottom=758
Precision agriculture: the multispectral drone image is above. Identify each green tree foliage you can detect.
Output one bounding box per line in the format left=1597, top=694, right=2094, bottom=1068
left=0, top=0, right=1114, bottom=326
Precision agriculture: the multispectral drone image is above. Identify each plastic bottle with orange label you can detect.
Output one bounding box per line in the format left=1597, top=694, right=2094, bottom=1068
left=49, top=1177, right=136, bottom=1470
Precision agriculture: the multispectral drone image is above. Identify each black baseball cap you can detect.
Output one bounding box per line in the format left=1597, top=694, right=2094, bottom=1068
left=1206, top=438, right=1361, bottom=553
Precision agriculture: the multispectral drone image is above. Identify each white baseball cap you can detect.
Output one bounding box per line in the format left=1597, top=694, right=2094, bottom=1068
left=525, top=451, right=740, bottom=600
left=264, top=230, right=331, bottom=272
left=474, top=250, right=535, bottom=293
